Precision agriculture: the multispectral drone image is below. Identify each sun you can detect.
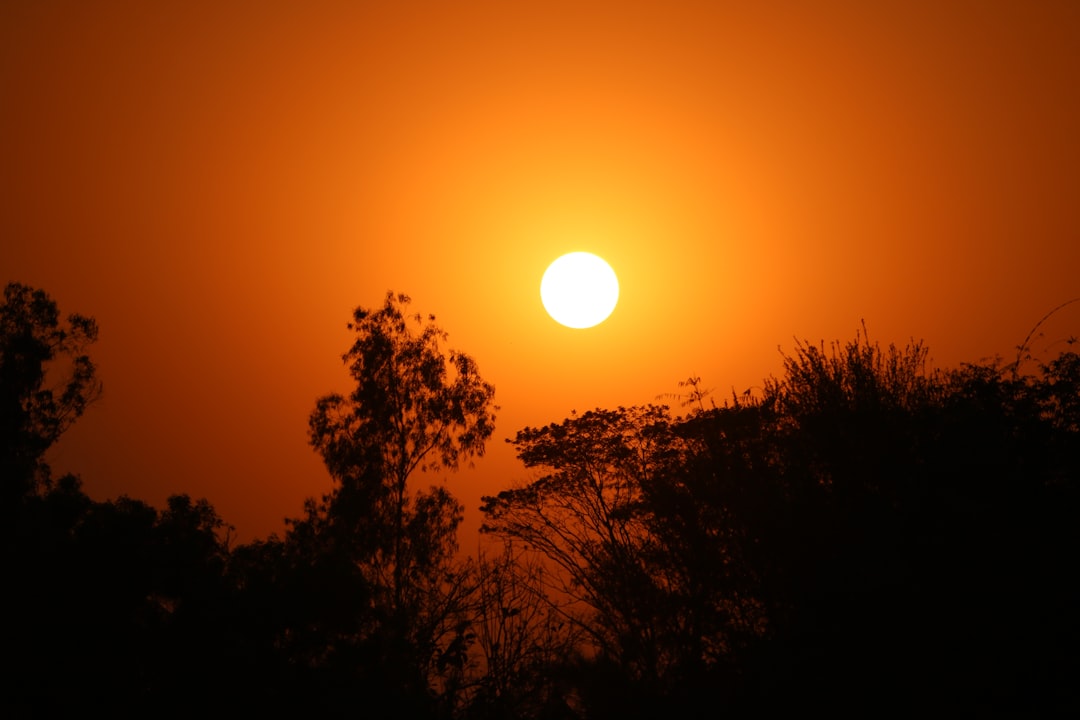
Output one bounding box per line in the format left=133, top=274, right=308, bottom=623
left=540, top=252, right=619, bottom=329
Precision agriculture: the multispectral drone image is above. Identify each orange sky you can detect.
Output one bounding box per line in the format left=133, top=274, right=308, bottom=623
left=3, top=0, right=1079, bottom=543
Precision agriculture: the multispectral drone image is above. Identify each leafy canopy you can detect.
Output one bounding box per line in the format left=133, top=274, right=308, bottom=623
left=310, top=291, right=497, bottom=496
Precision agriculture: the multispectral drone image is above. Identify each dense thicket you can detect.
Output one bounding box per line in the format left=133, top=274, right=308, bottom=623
left=3, top=284, right=1076, bottom=717
left=483, top=332, right=1079, bottom=715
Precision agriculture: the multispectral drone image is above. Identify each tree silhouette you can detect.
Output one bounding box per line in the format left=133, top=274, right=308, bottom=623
left=309, top=291, right=496, bottom=599
left=3, top=282, right=1073, bottom=714
left=459, top=541, right=584, bottom=719
left=0, top=282, right=100, bottom=514
left=481, top=406, right=670, bottom=665
left=4, top=482, right=235, bottom=714
left=482, top=329, right=1080, bottom=713
left=280, top=291, right=497, bottom=712
left=480, top=405, right=766, bottom=715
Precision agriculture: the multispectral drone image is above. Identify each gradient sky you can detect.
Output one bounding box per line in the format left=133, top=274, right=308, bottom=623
left=4, top=0, right=1079, bottom=543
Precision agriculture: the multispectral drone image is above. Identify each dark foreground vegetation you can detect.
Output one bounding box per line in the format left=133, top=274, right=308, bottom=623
left=2, top=282, right=1077, bottom=716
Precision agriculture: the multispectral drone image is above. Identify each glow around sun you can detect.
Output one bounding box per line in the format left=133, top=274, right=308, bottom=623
left=540, top=252, right=619, bottom=329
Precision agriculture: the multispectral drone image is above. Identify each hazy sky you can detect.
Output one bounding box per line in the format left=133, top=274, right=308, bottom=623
left=4, top=0, right=1078, bottom=542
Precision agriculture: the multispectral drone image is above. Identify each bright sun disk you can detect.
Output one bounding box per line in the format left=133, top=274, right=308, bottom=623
left=540, top=252, right=619, bottom=329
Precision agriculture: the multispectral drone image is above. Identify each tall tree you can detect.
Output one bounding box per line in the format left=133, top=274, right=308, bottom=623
left=302, top=291, right=497, bottom=710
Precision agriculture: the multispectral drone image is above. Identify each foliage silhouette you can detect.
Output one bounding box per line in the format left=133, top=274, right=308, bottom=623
left=4, top=481, right=234, bottom=715
left=481, top=404, right=767, bottom=713
left=0, top=282, right=100, bottom=514
left=458, top=541, right=585, bottom=719
left=4, top=284, right=1076, bottom=716
left=308, top=291, right=496, bottom=601
left=483, top=328, right=1080, bottom=714
left=230, top=291, right=498, bottom=715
